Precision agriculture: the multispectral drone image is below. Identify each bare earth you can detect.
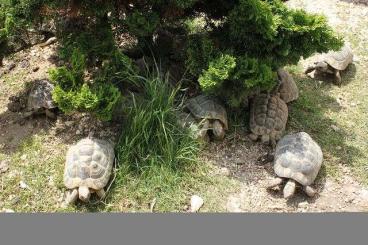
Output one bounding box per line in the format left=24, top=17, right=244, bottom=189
left=1, top=0, right=368, bottom=212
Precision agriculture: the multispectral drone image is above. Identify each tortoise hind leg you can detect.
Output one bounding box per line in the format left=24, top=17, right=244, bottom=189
left=283, top=179, right=296, bottom=198
left=303, top=185, right=317, bottom=197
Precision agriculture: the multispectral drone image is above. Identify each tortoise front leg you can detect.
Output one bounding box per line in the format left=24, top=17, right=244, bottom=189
left=334, top=70, right=342, bottom=86
left=96, top=189, right=106, bottom=199
left=197, top=119, right=210, bottom=142
left=63, top=189, right=78, bottom=207
left=266, top=177, right=283, bottom=189
left=248, top=133, right=258, bottom=141
left=303, top=185, right=317, bottom=197
left=45, top=109, right=56, bottom=119
left=212, top=120, right=225, bottom=141
left=283, top=179, right=297, bottom=198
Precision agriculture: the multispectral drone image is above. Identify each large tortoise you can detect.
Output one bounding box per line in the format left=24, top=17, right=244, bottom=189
left=249, top=93, right=288, bottom=147
left=267, top=132, right=323, bottom=198
left=185, top=95, right=228, bottom=141
left=63, top=137, right=114, bottom=205
left=305, top=44, right=353, bottom=85
left=277, top=68, right=299, bottom=103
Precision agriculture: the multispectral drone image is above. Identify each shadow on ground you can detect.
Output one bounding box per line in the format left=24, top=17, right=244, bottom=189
left=339, top=0, right=368, bottom=6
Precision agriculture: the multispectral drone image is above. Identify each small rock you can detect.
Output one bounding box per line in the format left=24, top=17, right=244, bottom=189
left=350, top=102, right=357, bottom=107
left=220, top=167, right=230, bottom=177
left=32, top=67, right=40, bottom=72
left=2, top=209, right=15, bottom=213
left=19, top=60, right=30, bottom=68
left=359, top=189, right=368, bottom=201
left=64, top=121, right=74, bottom=127
left=331, top=125, right=340, bottom=132
left=0, top=160, right=9, bottom=173
left=19, top=180, right=29, bottom=189
left=190, top=195, right=204, bottom=212
left=76, top=130, right=81, bottom=135
left=20, top=154, right=27, bottom=161
left=298, top=201, right=309, bottom=209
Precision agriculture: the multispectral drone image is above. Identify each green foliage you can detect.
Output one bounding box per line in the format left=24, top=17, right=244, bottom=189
left=198, top=54, right=276, bottom=107
left=116, top=70, right=199, bottom=171
left=185, top=34, right=217, bottom=77
left=125, top=10, right=160, bottom=37
left=198, top=54, right=236, bottom=92
left=1, top=0, right=344, bottom=110
left=50, top=49, right=122, bottom=121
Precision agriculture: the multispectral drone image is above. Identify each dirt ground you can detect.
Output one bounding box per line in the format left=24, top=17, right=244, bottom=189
left=1, top=0, right=368, bottom=212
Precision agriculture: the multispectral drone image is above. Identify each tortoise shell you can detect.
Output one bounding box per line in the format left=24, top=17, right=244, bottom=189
left=274, top=132, right=323, bottom=186
left=324, top=44, right=353, bottom=71
left=186, top=95, right=228, bottom=130
left=64, top=138, right=114, bottom=190
left=27, top=79, right=56, bottom=111
left=249, top=93, right=288, bottom=140
left=277, top=68, right=299, bottom=103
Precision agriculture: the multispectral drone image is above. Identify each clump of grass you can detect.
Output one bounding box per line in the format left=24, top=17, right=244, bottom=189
left=116, top=68, right=199, bottom=171
left=112, top=68, right=202, bottom=211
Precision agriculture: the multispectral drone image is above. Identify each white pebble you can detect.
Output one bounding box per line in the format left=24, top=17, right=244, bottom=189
left=190, top=195, right=204, bottom=213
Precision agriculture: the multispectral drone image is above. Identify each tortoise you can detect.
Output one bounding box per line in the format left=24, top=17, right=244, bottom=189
left=305, top=44, right=353, bottom=85
left=25, top=79, right=57, bottom=118
left=266, top=132, right=323, bottom=198
left=8, top=79, right=57, bottom=118
left=249, top=93, right=288, bottom=147
left=185, top=94, right=228, bottom=141
left=277, top=68, right=299, bottom=103
left=63, top=137, right=114, bottom=205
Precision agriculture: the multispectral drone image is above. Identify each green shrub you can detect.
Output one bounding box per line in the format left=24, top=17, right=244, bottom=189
left=1, top=0, right=343, bottom=109
left=49, top=49, right=123, bottom=121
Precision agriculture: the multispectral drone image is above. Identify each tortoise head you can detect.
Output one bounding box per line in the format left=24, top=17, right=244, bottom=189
left=78, top=186, right=91, bottom=202
left=315, top=61, right=329, bottom=72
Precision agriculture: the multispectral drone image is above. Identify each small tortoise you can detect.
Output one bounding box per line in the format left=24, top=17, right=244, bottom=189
left=249, top=93, right=288, bottom=147
left=305, top=44, right=353, bottom=85
left=277, top=68, right=299, bottom=103
left=267, top=132, right=323, bottom=198
left=8, top=79, right=57, bottom=118
left=185, top=94, right=228, bottom=141
left=63, top=137, right=114, bottom=205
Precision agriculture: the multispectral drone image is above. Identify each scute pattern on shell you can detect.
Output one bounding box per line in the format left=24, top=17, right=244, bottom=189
left=274, top=132, right=323, bottom=186
left=249, top=93, right=288, bottom=140
left=27, top=79, right=56, bottom=110
left=277, top=68, right=299, bottom=103
left=324, top=44, right=353, bottom=71
left=64, top=138, right=114, bottom=190
left=186, top=94, right=228, bottom=129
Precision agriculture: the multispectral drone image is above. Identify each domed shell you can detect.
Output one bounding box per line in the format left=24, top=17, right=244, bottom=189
left=27, top=79, right=56, bottom=110
left=249, top=93, right=288, bottom=138
left=64, top=138, right=114, bottom=190
left=324, top=45, right=353, bottom=71
left=186, top=95, right=228, bottom=130
left=274, top=132, right=323, bottom=186
left=277, top=68, right=299, bottom=103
